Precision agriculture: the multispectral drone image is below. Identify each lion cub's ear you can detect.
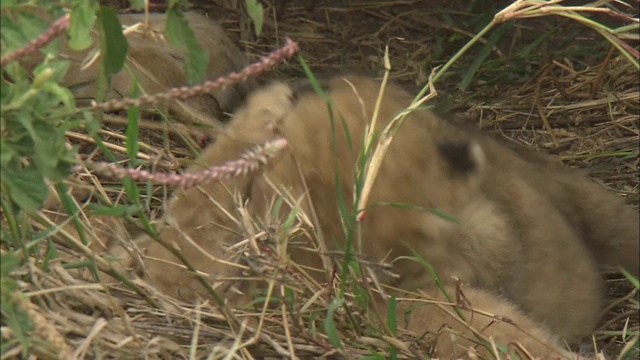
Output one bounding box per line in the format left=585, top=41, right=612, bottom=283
left=437, top=140, right=486, bottom=177
left=435, top=140, right=487, bottom=204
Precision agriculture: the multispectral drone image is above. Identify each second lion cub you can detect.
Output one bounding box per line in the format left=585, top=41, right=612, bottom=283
left=114, top=76, right=639, bottom=359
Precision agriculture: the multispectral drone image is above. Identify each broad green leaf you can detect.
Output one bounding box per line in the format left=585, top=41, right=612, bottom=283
left=2, top=166, right=49, bottom=212
left=0, top=140, right=16, bottom=167
left=16, top=11, right=51, bottom=42
left=245, top=0, right=264, bottom=37
left=69, top=1, right=96, bottom=51
left=33, top=60, right=70, bottom=84
left=4, top=122, right=34, bottom=155
left=44, top=162, right=73, bottom=183
left=165, top=8, right=209, bottom=84
left=40, top=78, right=76, bottom=111
left=0, top=251, right=19, bottom=278
left=30, top=121, right=64, bottom=169
left=98, top=6, right=127, bottom=76
left=0, top=71, right=15, bottom=104
left=0, top=16, right=26, bottom=52
left=0, top=0, right=17, bottom=9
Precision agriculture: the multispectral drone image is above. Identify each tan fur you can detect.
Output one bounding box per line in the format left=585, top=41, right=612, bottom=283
left=111, top=82, right=295, bottom=301
left=15, top=8, right=255, bottom=131
left=107, top=76, right=637, bottom=359
left=500, top=142, right=639, bottom=277
left=393, top=286, right=581, bottom=359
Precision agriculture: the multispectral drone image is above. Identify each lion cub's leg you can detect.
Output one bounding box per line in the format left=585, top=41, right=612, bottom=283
left=110, top=82, right=295, bottom=302
left=561, top=176, right=639, bottom=278
left=505, top=143, right=639, bottom=277
left=393, top=286, right=589, bottom=360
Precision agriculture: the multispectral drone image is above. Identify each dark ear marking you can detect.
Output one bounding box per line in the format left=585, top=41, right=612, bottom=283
left=437, top=142, right=477, bottom=175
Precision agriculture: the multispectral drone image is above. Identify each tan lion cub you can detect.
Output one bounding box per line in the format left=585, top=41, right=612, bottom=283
left=113, top=76, right=638, bottom=359
left=15, top=8, right=255, bottom=131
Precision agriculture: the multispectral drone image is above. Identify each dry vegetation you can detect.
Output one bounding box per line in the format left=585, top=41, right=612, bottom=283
left=1, top=0, right=639, bottom=359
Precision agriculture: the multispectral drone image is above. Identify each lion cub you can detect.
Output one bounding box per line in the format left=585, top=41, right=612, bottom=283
left=14, top=8, right=255, bottom=131
left=113, top=76, right=638, bottom=359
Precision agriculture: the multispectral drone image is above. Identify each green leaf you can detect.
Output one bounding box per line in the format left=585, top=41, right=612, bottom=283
left=98, top=6, right=128, bottom=76
left=0, top=71, right=15, bottom=104
left=245, top=0, right=264, bottom=37
left=129, top=0, right=146, bottom=11
left=69, top=1, right=97, bottom=51
left=361, top=354, right=386, bottom=360
left=0, top=251, right=19, bottom=279
left=459, top=22, right=512, bottom=92
left=29, top=121, right=64, bottom=169
left=40, top=81, right=76, bottom=111
left=0, top=139, right=16, bottom=167
left=353, top=284, right=368, bottom=309
left=271, top=196, right=284, bottom=220
left=282, top=206, right=299, bottom=235
left=43, top=238, right=59, bottom=272
left=496, top=342, right=518, bottom=359
left=83, top=111, right=101, bottom=137
left=42, top=160, right=74, bottom=182
left=0, top=289, right=33, bottom=359
left=0, top=16, right=26, bottom=53
left=428, top=208, right=460, bottom=224
left=34, top=60, right=70, bottom=85
left=122, top=176, right=141, bottom=205
left=1, top=166, right=49, bottom=212
left=324, top=298, right=344, bottom=351
left=621, top=268, right=639, bottom=290
left=0, top=0, right=17, bottom=9
left=284, top=287, right=295, bottom=308
left=16, top=11, right=50, bottom=42
left=4, top=121, right=33, bottom=155
left=87, top=203, right=141, bottom=217
left=386, top=295, right=397, bottom=335
left=165, top=8, right=209, bottom=84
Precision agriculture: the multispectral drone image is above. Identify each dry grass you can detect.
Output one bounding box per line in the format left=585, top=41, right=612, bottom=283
left=2, top=1, right=639, bottom=359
